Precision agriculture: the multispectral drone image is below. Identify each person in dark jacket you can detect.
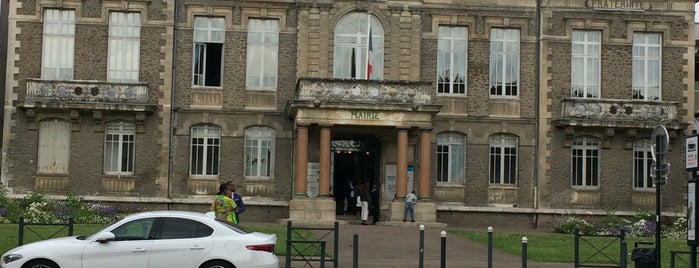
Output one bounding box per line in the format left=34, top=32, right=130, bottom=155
left=226, top=181, right=246, bottom=222
left=370, top=184, right=380, bottom=224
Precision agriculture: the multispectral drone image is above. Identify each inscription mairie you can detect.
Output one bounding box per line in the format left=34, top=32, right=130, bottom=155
left=350, top=111, right=380, bottom=120
left=585, top=0, right=645, bottom=10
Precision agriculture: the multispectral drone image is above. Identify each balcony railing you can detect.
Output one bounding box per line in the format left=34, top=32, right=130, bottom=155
left=25, top=79, right=149, bottom=104
left=556, top=98, right=684, bottom=129
left=294, top=78, right=433, bottom=105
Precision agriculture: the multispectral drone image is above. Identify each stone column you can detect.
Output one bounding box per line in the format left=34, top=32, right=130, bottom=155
left=319, top=125, right=331, bottom=197
left=396, top=128, right=408, bottom=198
left=418, top=129, right=431, bottom=200
left=294, top=124, right=309, bottom=197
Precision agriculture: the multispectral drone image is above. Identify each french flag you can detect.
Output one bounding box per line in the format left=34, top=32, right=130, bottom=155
left=366, top=27, right=373, bottom=80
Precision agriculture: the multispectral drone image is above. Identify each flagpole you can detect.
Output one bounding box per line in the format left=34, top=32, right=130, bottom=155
left=366, top=13, right=371, bottom=80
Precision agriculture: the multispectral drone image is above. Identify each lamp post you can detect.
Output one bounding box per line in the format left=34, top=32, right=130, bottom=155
left=651, top=125, right=669, bottom=268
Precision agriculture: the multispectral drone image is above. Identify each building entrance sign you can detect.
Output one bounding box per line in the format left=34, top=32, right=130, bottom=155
left=584, top=0, right=646, bottom=10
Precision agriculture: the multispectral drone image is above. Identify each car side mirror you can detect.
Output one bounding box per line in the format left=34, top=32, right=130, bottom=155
left=93, top=232, right=116, bottom=243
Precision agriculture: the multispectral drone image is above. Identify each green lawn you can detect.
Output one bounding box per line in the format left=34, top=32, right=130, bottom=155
left=451, top=230, right=696, bottom=267
left=4, top=223, right=696, bottom=266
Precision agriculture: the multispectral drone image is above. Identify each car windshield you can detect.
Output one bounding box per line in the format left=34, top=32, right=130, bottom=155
left=215, top=218, right=253, bottom=234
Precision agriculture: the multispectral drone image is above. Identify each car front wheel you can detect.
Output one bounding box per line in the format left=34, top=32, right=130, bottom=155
left=200, top=260, right=233, bottom=268
left=22, top=259, right=59, bottom=268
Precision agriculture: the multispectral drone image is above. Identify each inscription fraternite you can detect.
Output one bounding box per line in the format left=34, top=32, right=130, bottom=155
left=585, top=0, right=646, bottom=10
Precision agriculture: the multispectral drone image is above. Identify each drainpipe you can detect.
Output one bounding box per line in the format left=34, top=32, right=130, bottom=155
left=167, top=0, right=179, bottom=205
left=0, top=0, right=9, bottom=167
left=533, top=0, right=542, bottom=227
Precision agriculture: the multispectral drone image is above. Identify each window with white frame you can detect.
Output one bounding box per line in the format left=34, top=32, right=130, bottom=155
left=42, top=9, right=75, bottom=80
left=437, top=26, right=467, bottom=94
left=333, top=13, right=384, bottom=80
left=571, top=136, right=600, bottom=187
left=571, top=30, right=601, bottom=98
left=190, top=125, right=221, bottom=176
left=489, top=28, right=519, bottom=97
left=436, top=133, right=465, bottom=183
left=633, top=139, right=654, bottom=189
left=246, top=19, right=279, bottom=89
left=632, top=33, right=661, bottom=100
left=108, top=12, right=141, bottom=82
left=489, top=134, right=518, bottom=185
left=104, top=121, right=135, bottom=175
left=244, top=126, right=275, bottom=178
left=38, top=119, right=70, bottom=174
left=193, top=17, right=224, bottom=87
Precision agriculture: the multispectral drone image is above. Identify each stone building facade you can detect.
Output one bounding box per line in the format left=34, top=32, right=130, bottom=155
left=1, top=0, right=695, bottom=228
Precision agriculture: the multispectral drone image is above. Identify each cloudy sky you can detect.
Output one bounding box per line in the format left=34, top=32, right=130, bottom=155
left=696, top=3, right=699, bottom=22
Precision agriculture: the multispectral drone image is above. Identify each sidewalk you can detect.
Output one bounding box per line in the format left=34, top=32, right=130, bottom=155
left=281, top=219, right=572, bottom=268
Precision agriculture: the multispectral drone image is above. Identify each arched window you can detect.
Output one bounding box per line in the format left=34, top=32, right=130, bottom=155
left=190, top=124, right=221, bottom=176
left=571, top=136, right=600, bottom=187
left=489, top=134, right=518, bottom=185
left=436, top=132, right=465, bottom=183
left=333, top=13, right=384, bottom=80
left=104, top=121, right=136, bottom=175
left=245, top=126, right=275, bottom=179
left=632, top=139, right=653, bottom=189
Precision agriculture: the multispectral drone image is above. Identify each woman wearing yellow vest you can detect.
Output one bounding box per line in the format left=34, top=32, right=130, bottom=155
left=211, top=183, right=238, bottom=224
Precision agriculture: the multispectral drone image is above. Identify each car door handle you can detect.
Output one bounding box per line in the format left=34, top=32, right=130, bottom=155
left=190, top=245, right=206, bottom=250
left=132, top=248, right=148, bottom=253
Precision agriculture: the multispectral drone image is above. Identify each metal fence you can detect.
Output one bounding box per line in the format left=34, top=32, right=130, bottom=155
left=17, top=216, right=74, bottom=246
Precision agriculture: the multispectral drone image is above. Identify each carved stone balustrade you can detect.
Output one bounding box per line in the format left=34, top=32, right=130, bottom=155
left=294, top=78, right=433, bottom=105
left=554, top=98, right=687, bottom=131
left=17, top=79, right=154, bottom=113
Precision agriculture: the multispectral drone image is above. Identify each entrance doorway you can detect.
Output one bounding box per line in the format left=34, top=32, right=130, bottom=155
left=331, top=135, right=380, bottom=215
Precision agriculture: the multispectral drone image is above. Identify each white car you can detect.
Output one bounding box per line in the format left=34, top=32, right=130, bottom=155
left=1, top=210, right=279, bottom=268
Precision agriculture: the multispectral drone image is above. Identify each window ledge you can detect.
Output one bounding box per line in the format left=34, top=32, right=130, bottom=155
left=435, top=183, right=465, bottom=188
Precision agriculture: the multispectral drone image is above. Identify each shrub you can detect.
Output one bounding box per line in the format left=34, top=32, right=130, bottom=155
left=0, top=188, right=143, bottom=224
left=552, top=214, right=597, bottom=235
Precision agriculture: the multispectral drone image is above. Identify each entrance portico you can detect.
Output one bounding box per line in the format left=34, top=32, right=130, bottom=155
left=285, top=78, right=441, bottom=223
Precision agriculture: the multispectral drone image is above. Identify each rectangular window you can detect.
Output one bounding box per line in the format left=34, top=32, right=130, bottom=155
left=437, top=26, right=467, bottom=94
left=571, top=137, right=600, bottom=187
left=108, top=12, right=141, bottom=82
left=489, top=28, right=519, bottom=97
left=104, top=121, right=135, bottom=175
left=436, top=133, right=465, bottom=183
left=244, top=127, right=275, bottom=178
left=193, top=17, right=225, bottom=87
left=489, top=134, right=518, bottom=184
left=633, top=139, right=654, bottom=189
left=246, top=19, right=279, bottom=90
left=42, top=9, right=75, bottom=80
left=38, top=119, right=70, bottom=174
left=632, top=33, right=661, bottom=100
left=190, top=125, right=221, bottom=176
left=571, top=31, right=601, bottom=98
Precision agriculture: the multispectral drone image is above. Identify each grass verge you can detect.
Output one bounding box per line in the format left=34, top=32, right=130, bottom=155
left=451, top=230, right=695, bottom=267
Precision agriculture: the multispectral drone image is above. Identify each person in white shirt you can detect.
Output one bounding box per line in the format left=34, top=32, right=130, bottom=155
left=404, top=190, right=417, bottom=222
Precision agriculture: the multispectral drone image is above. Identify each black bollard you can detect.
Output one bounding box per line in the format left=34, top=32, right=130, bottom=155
left=440, top=231, right=447, bottom=268
left=419, top=225, right=425, bottom=268
left=521, top=236, right=528, bottom=268
left=488, top=226, right=493, bottom=268
left=353, top=233, right=359, bottom=268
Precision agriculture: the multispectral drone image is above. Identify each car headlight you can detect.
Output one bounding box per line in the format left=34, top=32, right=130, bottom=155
left=2, top=254, right=23, bottom=264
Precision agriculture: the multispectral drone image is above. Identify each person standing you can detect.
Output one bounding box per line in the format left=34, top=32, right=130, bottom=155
left=346, top=179, right=356, bottom=215
left=404, top=190, right=417, bottom=222
left=212, top=183, right=238, bottom=224
left=227, top=181, right=246, bottom=222
left=360, top=183, right=371, bottom=225
left=370, top=184, right=380, bottom=225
